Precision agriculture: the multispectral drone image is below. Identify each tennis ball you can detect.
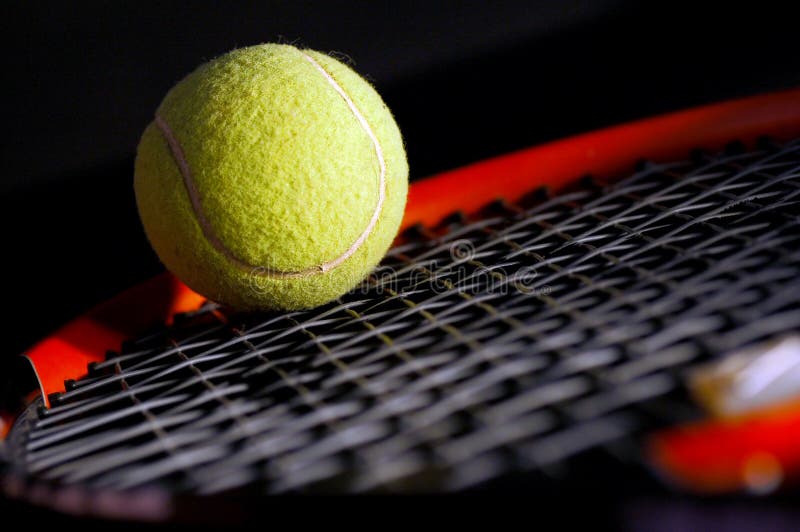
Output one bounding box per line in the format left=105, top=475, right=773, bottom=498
left=134, top=44, right=408, bottom=310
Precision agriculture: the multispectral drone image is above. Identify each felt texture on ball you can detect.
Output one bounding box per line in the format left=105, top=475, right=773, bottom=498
left=134, top=44, right=408, bottom=310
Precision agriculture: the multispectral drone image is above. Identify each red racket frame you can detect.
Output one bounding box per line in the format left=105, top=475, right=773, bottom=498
left=13, top=88, right=800, bottom=494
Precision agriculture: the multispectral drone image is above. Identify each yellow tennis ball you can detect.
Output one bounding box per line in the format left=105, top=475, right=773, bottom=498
left=134, top=44, right=408, bottom=310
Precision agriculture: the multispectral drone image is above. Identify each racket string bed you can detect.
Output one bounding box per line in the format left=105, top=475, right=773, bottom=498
left=17, top=138, right=800, bottom=493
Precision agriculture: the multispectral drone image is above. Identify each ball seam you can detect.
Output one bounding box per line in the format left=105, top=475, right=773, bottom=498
left=154, top=50, right=387, bottom=280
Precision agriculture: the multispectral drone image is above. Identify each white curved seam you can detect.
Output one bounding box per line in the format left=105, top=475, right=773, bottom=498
left=300, top=51, right=386, bottom=272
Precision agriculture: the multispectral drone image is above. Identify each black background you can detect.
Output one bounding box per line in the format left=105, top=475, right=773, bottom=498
left=3, top=1, right=799, bottom=362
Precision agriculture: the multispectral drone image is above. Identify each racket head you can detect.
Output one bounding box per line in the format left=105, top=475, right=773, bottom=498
left=3, top=89, right=800, bottom=522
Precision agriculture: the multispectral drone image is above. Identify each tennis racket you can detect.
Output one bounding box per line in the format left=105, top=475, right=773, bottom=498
left=3, top=89, right=800, bottom=524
